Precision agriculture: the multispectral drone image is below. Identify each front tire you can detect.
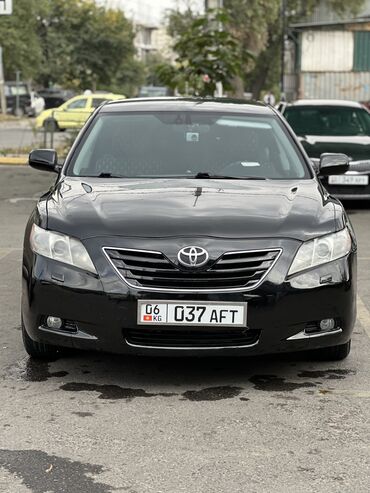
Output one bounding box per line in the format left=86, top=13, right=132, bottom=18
left=312, top=340, right=351, bottom=361
left=22, top=323, right=60, bottom=360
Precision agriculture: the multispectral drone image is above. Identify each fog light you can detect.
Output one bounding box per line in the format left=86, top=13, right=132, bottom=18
left=320, top=318, right=335, bottom=331
left=46, top=316, right=63, bottom=330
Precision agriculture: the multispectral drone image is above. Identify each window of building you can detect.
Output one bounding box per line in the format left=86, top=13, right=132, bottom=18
left=353, top=32, right=370, bottom=71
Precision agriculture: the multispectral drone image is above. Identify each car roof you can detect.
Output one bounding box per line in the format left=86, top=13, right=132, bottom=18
left=101, top=97, right=272, bottom=115
left=286, top=99, right=363, bottom=108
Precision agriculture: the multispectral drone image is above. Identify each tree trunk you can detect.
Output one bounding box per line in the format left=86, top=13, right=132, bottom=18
left=231, top=76, right=244, bottom=98
left=251, top=32, right=280, bottom=100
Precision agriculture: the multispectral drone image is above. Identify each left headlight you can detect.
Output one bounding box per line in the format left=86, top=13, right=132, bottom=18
left=30, top=224, right=97, bottom=274
left=288, top=228, right=352, bottom=276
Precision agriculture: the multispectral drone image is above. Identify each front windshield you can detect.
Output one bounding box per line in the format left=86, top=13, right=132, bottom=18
left=68, top=111, right=310, bottom=179
left=284, top=105, right=370, bottom=136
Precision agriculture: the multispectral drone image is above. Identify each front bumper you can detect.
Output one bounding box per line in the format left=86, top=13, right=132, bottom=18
left=21, top=238, right=357, bottom=357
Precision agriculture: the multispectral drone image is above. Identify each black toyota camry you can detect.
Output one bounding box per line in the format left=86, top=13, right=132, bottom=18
left=22, top=98, right=357, bottom=361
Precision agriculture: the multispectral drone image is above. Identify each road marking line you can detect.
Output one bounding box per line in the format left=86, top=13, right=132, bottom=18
left=357, top=297, right=370, bottom=339
left=8, top=197, right=38, bottom=204
left=0, top=248, right=22, bottom=261
left=0, top=249, right=13, bottom=261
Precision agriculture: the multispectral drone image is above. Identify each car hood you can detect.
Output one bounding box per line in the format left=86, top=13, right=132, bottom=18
left=298, top=135, right=370, bottom=161
left=46, top=177, right=338, bottom=242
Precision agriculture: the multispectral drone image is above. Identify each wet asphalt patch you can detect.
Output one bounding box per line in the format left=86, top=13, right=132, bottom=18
left=297, top=369, right=356, bottom=379
left=60, top=382, right=176, bottom=400
left=8, top=358, right=357, bottom=401
left=182, top=386, right=242, bottom=401
left=0, top=449, right=113, bottom=493
left=60, top=383, right=243, bottom=401
left=249, top=375, right=317, bottom=392
left=20, top=359, right=69, bottom=382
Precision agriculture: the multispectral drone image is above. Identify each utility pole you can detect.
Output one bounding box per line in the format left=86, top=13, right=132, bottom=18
left=0, top=47, right=6, bottom=114
left=0, top=1, right=13, bottom=114
left=205, top=0, right=224, bottom=97
left=215, top=0, right=223, bottom=97
left=15, top=69, right=20, bottom=116
left=280, top=0, right=287, bottom=98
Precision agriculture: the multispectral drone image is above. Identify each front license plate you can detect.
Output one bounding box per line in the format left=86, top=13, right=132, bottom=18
left=328, top=175, right=369, bottom=186
left=137, top=301, right=247, bottom=327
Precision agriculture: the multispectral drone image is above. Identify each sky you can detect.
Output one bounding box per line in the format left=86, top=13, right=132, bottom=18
left=99, top=0, right=203, bottom=26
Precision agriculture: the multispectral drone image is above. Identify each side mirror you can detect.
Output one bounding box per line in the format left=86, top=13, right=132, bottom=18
left=319, top=153, right=349, bottom=176
left=29, top=149, right=58, bottom=173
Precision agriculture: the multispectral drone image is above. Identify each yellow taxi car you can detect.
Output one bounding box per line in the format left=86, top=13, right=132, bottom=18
left=35, top=92, right=125, bottom=130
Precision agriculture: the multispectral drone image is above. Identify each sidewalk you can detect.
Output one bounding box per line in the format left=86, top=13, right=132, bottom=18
left=0, top=156, right=27, bottom=165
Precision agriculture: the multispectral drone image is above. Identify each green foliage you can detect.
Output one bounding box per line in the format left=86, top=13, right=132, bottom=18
left=142, top=53, right=169, bottom=87
left=155, top=62, right=187, bottom=93
left=170, top=9, right=244, bottom=96
left=0, top=0, right=43, bottom=80
left=0, top=0, right=144, bottom=94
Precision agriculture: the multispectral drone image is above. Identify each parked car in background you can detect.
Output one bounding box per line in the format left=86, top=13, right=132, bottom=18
left=5, top=81, right=31, bottom=116
left=38, top=88, right=76, bottom=110
left=138, top=86, right=169, bottom=98
left=35, top=92, right=125, bottom=131
left=281, top=100, right=370, bottom=200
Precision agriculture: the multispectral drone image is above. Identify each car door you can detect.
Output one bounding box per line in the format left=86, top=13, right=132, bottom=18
left=54, top=97, right=90, bottom=129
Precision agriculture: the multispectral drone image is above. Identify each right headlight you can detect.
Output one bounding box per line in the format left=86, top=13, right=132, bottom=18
left=30, top=224, right=97, bottom=274
left=288, top=228, right=352, bottom=276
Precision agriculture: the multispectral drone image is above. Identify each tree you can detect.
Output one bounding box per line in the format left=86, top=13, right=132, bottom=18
left=168, top=9, right=244, bottom=96
left=36, top=0, right=143, bottom=92
left=0, top=0, right=144, bottom=94
left=0, top=0, right=44, bottom=81
left=223, top=0, right=280, bottom=97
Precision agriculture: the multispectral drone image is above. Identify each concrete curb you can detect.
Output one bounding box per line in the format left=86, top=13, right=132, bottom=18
left=0, top=156, right=27, bottom=166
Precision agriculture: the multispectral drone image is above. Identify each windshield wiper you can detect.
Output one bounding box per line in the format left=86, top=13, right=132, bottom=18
left=193, top=172, right=266, bottom=180
left=93, top=172, right=128, bottom=178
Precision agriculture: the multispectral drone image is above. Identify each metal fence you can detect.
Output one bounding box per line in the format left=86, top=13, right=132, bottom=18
left=0, top=114, right=84, bottom=160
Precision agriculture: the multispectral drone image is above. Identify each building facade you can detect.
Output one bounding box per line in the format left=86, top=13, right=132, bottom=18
left=286, top=1, right=370, bottom=102
left=101, top=0, right=175, bottom=61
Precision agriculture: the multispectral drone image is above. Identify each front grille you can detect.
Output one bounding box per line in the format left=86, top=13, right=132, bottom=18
left=125, top=327, right=260, bottom=348
left=104, top=247, right=281, bottom=291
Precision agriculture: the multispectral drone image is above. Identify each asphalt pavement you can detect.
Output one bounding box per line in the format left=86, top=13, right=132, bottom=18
left=0, top=166, right=370, bottom=493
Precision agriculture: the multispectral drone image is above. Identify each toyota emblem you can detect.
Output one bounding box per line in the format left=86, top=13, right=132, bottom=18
left=178, top=246, right=209, bottom=268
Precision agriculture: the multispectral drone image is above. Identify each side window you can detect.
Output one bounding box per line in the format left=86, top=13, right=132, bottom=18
left=67, top=98, right=88, bottom=110
left=92, top=98, right=107, bottom=109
